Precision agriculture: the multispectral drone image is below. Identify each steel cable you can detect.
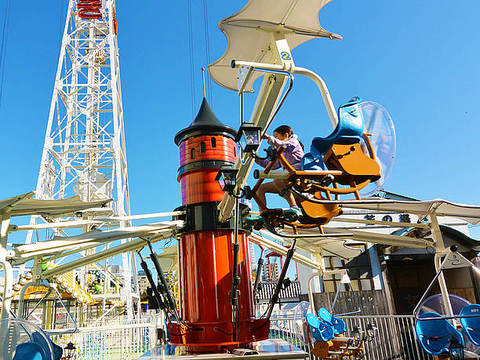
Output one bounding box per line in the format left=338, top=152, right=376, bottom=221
left=0, top=0, right=11, bottom=107
left=202, top=0, right=212, bottom=104
left=187, top=0, right=196, bottom=117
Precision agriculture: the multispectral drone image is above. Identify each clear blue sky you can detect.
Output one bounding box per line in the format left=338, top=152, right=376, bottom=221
left=0, top=0, right=479, bottom=237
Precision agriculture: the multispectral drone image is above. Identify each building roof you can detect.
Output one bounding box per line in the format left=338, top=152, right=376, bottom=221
left=174, top=97, right=237, bottom=145
left=386, top=225, right=480, bottom=258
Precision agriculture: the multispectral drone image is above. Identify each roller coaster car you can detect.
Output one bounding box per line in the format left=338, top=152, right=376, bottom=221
left=251, top=98, right=384, bottom=228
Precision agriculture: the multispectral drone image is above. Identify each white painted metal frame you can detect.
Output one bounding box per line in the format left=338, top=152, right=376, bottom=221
left=217, top=33, right=340, bottom=222
left=232, top=60, right=339, bottom=127
left=24, top=0, right=136, bottom=317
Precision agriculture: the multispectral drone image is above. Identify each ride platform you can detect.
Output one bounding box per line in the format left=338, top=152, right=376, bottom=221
left=138, top=339, right=308, bottom=360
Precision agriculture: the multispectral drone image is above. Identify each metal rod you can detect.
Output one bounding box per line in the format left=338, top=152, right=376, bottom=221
left=202, top=67, right=206, bottom=98
left=232, top=60, right=337, bottom=127
left=251, top=147, right=286, bottom=198
left=252, top=248, right=264, bottom=303
left=266, top=238, right=297, bottom=319
left=412, top=251, right=454, bottom=319
left=240, top=92, right=244, bottom=125
left=265, top=223, right=352, bottom=239
left=231, top=196, right=241, bottom=341
left=136, top=251, right=166, bottom=311
left=25, top=289, right=53, bottom=319
left=262, top=74, right=294, bottom=136
left=146, top=241, right=181, bottom=322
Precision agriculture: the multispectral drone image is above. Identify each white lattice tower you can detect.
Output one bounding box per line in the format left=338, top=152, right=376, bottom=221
left=25, top=0, right=137, bottom=318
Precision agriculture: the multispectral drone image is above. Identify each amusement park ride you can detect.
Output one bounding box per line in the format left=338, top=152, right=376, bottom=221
left=1, top=0, right=480, bottom=359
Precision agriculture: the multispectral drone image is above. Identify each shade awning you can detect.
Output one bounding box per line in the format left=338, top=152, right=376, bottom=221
left=0, top=192, right=111, bottom=217
left=13, top=221, right=183, bottom=259
left=208, top=0, right=341, bottom=92
left=320, top=198, right=480, bottom=225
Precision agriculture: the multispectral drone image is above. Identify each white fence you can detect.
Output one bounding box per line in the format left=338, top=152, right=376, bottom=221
left=341, top=315, right=433, bottom=360
left=270, top=314, right=433, bottom=360
left=48, top=314, right=435, bottom=360
left=50, top=317, right=158, bottom=360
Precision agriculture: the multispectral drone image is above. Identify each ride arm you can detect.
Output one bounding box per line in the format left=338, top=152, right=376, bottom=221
left=218, top=73, right=287, bottom=222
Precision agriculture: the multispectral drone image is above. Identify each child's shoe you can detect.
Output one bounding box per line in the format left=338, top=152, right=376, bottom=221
left=283, top=206, right=302, bottom=221
left=245, top=214, right=263, bottom=222
left=244, top=214, right=265, bottom=230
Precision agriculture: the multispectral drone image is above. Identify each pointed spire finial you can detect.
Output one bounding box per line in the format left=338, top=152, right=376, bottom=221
left=202, top=67, right=206, bottom=99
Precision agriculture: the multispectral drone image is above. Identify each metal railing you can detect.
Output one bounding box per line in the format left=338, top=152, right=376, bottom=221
left=269, top=314, right=433, bottom=360
left=269, top=314, right=309, bottom=352
left=50, top=316, right=158, bottom=360
left=341, top=315, right=433, bottom=360
left=47, top=313, right=434, bottom=359
left=257, top=280, right=302, bottom=302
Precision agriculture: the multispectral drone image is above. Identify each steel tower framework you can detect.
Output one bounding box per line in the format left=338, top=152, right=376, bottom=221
left=25, top=0, right=137, bottom=318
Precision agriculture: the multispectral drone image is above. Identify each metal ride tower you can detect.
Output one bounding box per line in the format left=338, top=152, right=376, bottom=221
left=25, top=0, right=137, bottom=318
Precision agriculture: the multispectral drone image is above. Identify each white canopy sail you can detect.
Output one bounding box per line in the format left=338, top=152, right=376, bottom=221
left=0, top=192, right=111, bottom=217
left=208, top=0, right=341, bottom=92
left=314, top=199, right=480, bottom=225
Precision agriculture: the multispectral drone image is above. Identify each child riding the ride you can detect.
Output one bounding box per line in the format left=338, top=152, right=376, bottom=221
left=252, top=125, right=304, bottom=219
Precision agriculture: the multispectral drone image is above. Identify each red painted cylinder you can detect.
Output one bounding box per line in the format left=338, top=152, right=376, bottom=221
left=178, top=135, right=236, bottom=205
left=171, top=98, right=269, bottom=351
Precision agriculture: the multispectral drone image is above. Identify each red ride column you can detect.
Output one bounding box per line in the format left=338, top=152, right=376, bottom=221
left=169, top=98, right=269, bottom=352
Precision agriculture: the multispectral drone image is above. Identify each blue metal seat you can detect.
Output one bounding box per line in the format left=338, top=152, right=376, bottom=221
left=1, top=318, right=62, bottom=360
left=13, top=342, right=44, bottom=360
left=301, top=146, right=326, bottom=171
left=310, top=98, right=364, bottom=156
left=306, top=313, right=334, bottom=341
left=460, top=304, right=480, bottom=346
left=317, top=308, right=346, bottom=335
left=32, top=331, right=63, bottom=360
left=415, top=312, right=464, bottom=355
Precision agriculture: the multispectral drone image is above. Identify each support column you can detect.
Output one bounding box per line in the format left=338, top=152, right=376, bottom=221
left=430, top=214, right=454, bottom=319
left=0, top=216, right=13, bottom=321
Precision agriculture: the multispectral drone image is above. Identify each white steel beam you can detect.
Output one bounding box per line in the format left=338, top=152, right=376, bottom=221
left=41, top=228, right=175, bottom=278
left=23, top=0, right=137, bottom=318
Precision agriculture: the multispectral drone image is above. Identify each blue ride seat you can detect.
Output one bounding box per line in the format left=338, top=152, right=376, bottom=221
left=311, top=98, right=364, bottom=155
left=318, top=308, right=346, bottom=335
left=306, top=313, right=334, bottom=341
left=460, top=304, right=480, bottom=345
left=32, top=331, right=63, bottom=360
left=302, top=146, right=326, bottom=171
left=415, top=312, right=464, bottom=356
left=13, top=342, right=44, bottom=360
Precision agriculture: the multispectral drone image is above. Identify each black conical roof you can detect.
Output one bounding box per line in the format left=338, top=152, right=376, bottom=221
left=174, top=98, right=237, bottom=145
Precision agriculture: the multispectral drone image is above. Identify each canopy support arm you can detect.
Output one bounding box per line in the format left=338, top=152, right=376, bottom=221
left=430, top=213, right=455, bottom=319
left=0, top=215, right=13, bottom=321
left=231, top=60, right=338, bottom=127
left=41, top=229, right=173, bottom=278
